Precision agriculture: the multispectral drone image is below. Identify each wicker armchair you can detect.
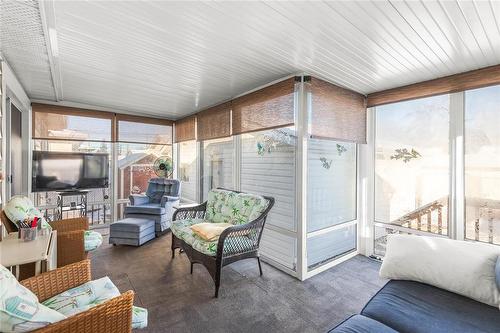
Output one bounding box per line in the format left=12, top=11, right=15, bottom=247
left=48, top=217, right=89, bottom=268
left=21, top=260, right=134, bottom=333
left=171, top=189, right=275, bottom=297
left=1, top=211, right=89, bottom=269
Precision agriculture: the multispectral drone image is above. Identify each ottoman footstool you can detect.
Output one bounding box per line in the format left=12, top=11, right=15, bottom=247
left=109, top=218, right=155, bottom=246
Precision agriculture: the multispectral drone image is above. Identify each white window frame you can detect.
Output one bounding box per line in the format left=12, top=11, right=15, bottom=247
left=360, top=91, right=470, bottom=257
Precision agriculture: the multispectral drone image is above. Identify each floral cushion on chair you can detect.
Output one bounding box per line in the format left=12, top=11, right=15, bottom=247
left=0, top=265, right=66, bottom=333
left=205, top=189, right=269, bottom=225
left=171, top=218, right=219, bottom=255
left=3, top=196, right=51, bottom=231
left=171, top=218, right=256, bottom=256
left=42, top=276, right=148, bottom=329
left=83, top=230, right=103, bottom=252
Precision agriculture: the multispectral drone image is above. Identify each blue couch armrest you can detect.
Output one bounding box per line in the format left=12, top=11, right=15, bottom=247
left=161, top=195, right=180, bottom=207
left=129, top=194, right=149, bottom=206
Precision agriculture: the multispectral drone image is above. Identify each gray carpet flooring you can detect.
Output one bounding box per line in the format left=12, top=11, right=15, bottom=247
left=91, top=230, right=386, bottom=333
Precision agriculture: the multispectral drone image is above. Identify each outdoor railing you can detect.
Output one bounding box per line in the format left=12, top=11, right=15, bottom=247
left=375, top=196, right=499, bottom=256
left=392, top=196, right=448, bottom=236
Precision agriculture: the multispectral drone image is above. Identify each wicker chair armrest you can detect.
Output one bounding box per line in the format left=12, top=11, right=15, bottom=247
left=21, top=260, right=92, bottom=302
left=56, top=230, right=88, bottom=268
left=217, top=215, right=267, bottom=258
left=34, top=290, right=134, bottom=333
left=49, top=217, right=89, bottom=232
left=172, top=202, right=207, bottom=221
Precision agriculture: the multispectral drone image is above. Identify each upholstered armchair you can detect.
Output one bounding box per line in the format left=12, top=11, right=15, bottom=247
left=124, top=178, right=181, bottom=235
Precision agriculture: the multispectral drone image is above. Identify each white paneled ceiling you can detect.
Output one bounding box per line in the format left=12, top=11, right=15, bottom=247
left=1, top=0, right=499, bottom=119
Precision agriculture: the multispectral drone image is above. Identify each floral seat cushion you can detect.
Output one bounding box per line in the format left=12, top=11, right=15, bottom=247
left=205, top=189, right=269, bottom=225
left=42, top=276, right=147, bottom=329
left=84, top=230, right=103, bottom=252
left=170, top=218, right=256, bottom=256
left=0, top=265, right=66, bottom=333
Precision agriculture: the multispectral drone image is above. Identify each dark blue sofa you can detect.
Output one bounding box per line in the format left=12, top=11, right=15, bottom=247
left=329, top=280, right=500, bottom=333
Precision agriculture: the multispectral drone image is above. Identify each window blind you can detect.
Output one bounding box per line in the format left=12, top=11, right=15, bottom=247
left=174, top=115, right=196, bottom=143
left=309, top=77, right=367, bottom=144
left=232, top=78, right=296, bottom=135
left=196, top=102, right=231, bottom=141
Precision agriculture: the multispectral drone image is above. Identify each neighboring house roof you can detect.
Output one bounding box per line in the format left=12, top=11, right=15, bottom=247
left=117, top=145, right=171, bottom=169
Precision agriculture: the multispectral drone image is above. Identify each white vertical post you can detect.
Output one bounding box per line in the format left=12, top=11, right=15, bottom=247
left=111, top=141, right=118, bottom=223
left=358, top=107, right=376, bottom=256
left=233, top=135, right=241, bottom=191
left=449, top=92, right=465, bottom=240
left=295, top=76, right=309, bottom=280
left=196, top=140, right=202, bottom=203
left=172, top=143, right=178, bottom=180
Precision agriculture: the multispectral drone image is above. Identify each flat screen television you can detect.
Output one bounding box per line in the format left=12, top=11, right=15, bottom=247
left=32, top=151, right=109, bottom=192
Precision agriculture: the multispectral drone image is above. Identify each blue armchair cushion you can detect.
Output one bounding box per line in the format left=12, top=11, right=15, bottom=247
left=124, top=204, right=166, bottom=215
left=328, top=315, right=398, bottom=333
left=361, top=280, right=500, bottom=333
left=129, top=194, right=150, bottom=206
left=145, top=178, right=180, bottom=203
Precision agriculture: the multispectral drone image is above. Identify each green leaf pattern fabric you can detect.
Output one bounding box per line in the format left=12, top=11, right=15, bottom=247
left=171, top=190, right=268, bottom=256
left=83, top=231, right=103, bottom=252
left=42, top=276, right=147, bottom=329
left=171, top=218, right=220, bottom=256
left=3, top=196, right=52, bottom=231
left=205, top=189, right=268, bottom=225
left=171, top=218, right=256, bottom=257
left=0, top=265, right=66, bottom=332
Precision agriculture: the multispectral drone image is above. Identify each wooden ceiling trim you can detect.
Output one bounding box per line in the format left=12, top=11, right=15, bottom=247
left=367, top=65, right=500, bottom=107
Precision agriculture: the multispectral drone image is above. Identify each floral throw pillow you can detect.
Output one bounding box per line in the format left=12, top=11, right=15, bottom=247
left=3, top=196, right=51, bottom=231
left=43, top=276, right=148, bottom=329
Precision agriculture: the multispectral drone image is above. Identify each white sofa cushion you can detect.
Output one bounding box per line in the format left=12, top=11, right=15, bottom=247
left=380, top=234, right=500, bottom=307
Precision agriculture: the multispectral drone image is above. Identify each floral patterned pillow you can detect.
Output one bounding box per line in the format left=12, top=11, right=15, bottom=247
left=43, top=276, right=147, bottom=329
left=3, top=196, right=51, bottom=231
left=0, top=265, right=66, bottom=332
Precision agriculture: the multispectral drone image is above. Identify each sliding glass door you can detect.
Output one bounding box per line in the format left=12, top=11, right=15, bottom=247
left=373, top=95, right=450, bottom=255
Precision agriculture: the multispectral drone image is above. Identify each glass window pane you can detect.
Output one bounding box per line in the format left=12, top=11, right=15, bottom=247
left=241, top=127, right=297, bottom=231
left=375, top=95, right=449, bottom=236
left=34, top=112, right=112, bottom=141
left=117, top=143, right=172, bottom=200
left=307, top=225, right=356, bottom=269
left=201, top=138, right=233, bottom=201
left=307, top=139, right=356, bottom=232
left=32, top=139, right=112, bottom=226
left=373, top=225, right=411, bottom=257
left=465, top=85, right=500, bottom=245
left=179, top=140, right=198, bottom=203
left=118, top=121, right=172, bottom=144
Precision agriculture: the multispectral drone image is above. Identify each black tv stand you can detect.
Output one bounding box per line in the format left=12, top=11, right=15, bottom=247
left=56, top=190, right=89, bottom=221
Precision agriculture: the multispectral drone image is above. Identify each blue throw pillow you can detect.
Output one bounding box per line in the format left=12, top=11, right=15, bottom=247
left=495, top=256, right=500, bottom=291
